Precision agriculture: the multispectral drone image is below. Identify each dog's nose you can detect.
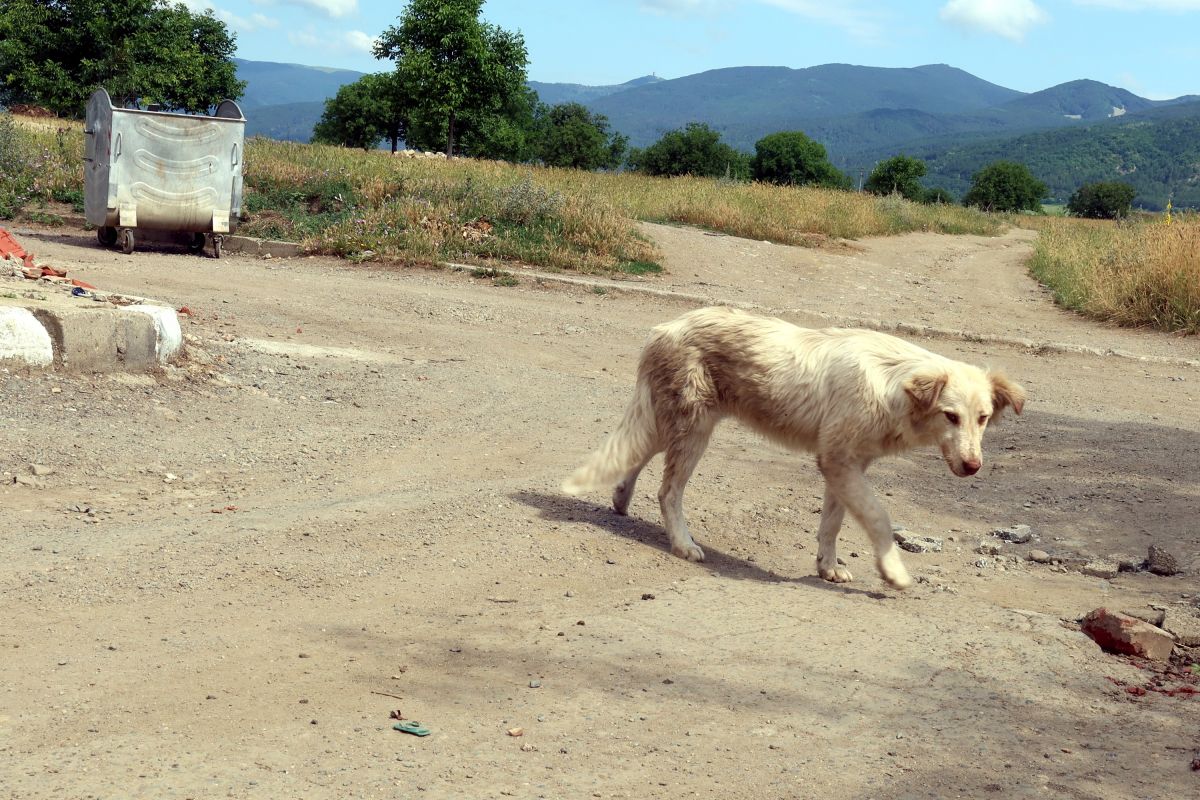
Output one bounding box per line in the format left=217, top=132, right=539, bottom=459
left=962, top=459, right=981, bottom=475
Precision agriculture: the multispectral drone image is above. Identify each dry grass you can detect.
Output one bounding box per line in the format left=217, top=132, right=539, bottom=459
left=1029, top=215, right=1200, bottom=333
left=6, top=114, right=1002, bottom=275
left=241, top=139, right=1003, bottom=272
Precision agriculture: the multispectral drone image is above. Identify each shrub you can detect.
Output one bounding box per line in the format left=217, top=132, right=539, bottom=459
left=751, top=131, right=850, bottom=189
left=1066, top=181, right=1136, bottom=220
left=629, top=123, right=749, bottom=179
left=864, top=155, right=926, bottom=201
left=962, top=161, right=1047, bottom=213
left=922, top=187, right=955, bottom=205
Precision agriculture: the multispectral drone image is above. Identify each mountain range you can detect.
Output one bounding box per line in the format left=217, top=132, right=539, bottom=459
left=234, top=58, right=1200, bottom=209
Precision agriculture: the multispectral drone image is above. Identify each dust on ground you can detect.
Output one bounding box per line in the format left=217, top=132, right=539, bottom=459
left=2, top=222, right=1198, bottom=800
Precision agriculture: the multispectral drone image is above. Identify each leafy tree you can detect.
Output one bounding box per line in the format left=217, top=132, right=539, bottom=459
left=751, top=131, right=849, bottom=189
left=629, top=123, right=749, bottom=179
left=962, top=161, right=1047, bottom=213
left=456, top=86, right=539, bottom=162
left=864, top=155, right=927, bottom=200
left=534, top=103, right=627, bottom=171
left=1066, top=181, right=1136, bottom=219
left=374, top=0, right=528, bottom=156
left=313, top=73, right=409, bottom=152
left=0, top=0, right=244, bottom=117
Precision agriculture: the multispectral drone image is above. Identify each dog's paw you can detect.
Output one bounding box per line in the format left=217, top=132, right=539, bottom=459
left=672, top=542, right=706, bottom=562
left=818, top=565, right=854, bottom=583
left=877, top=550, right=913, bottom=590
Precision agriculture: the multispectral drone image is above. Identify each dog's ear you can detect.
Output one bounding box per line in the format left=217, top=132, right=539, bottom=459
left=989, top=372, right=1026, bottom=416
left=905, top=372, right=948, bottom=415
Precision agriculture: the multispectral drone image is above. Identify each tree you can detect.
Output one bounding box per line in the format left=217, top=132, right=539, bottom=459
left=374, top=0, right=528, bottom=156
left=313, top=73, right=409, bottom=152
left=629, top=123, right=749, bottom=179
left=456, top=86, right=539, bottom=162
left=864, top=155, right=927, bottom=200
left=751, top=131, right=849, bottom=189
left=1066, top=181, right=1136, bottom=219
left=0, top=0, right=244, bottom=117
left=535, top=103, right=627, bottom=171
left=962, top=161, right=1047, bottom=213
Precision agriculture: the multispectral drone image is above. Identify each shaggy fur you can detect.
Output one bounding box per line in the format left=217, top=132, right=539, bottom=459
left=563, top=307, right=1025, bottom=589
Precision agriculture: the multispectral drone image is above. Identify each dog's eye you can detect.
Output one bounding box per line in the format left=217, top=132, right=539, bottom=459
left=979, top=415, right=989, bottom=425
left=944, top=412, right=960, bottom=425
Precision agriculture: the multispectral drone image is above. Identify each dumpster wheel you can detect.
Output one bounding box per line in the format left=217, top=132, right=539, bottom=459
left=188, top=233, right=206, bottom=254
left=119, top=228, right=135, bottom=255
left=97, top=226, right=118, bottom=247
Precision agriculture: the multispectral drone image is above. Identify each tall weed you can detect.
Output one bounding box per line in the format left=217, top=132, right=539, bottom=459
left=1030, top=216, right=1200, bottom=333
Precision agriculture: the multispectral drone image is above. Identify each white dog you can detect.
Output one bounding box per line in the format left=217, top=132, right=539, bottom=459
left=563, top=307, right=1025, bottom=589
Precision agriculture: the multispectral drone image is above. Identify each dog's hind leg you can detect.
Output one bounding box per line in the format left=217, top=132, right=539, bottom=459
left=613, top=452, right=656, bottom=516
left=818, top=458, right=912, bottom=590
left=658, top=419, right=716, bottom=562
left=815, top=487, right=852, bottom=583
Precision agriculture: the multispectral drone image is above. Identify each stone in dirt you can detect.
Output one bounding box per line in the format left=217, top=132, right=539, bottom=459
left=893, top=531, right=943, bottom=553
left=976, top=541, right=1002, bottom=556
left=1162, top=611, right=1200, bottom=647
left=1080, top=560, right=1119, bottom=580
left=1081, top=608, right=1175, bottom=661
left=993, top=524, right=1033, bottom=544
left=1146, top=544, right=1182, bottom=576
left=1027, top=549, right=1052, bottom=564
left=1120, top=607, right=1167, bottom=628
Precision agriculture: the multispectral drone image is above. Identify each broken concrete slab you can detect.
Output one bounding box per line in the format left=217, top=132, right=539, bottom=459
left=1081, top=608, right=1175, bottom=661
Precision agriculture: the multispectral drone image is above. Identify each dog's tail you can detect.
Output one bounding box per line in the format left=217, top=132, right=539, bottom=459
left=562, top=374, right=658, bottom=495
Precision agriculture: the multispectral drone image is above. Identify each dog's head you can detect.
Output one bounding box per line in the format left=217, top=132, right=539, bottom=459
left=905, top=366, right=1025, bottom=477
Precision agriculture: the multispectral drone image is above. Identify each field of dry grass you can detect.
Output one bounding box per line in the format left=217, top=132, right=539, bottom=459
left=1029, top=215, right=1200, bottom=333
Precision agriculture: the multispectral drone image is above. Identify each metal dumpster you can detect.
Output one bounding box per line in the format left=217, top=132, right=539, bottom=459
left=84, top=88, right=245, bottom=257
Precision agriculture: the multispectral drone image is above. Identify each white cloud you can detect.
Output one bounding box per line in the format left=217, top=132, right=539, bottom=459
left=343, top=30, right=378, bottom=55
left=759, top=0, right=884, bottom=40
left=278, top=0, right=358, bottom=18
left=288, top=28, right=376, bottom=55
left=940, top=0, right=1049, bottom=41
left=181, top=0, right=279, bottom=32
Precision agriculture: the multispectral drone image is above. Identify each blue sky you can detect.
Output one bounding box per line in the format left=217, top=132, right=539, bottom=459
left=192, top=1, right=1200, bottom=99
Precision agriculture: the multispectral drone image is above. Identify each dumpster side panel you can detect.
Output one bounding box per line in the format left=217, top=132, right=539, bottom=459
left=84, top=90, right=116, bottom=228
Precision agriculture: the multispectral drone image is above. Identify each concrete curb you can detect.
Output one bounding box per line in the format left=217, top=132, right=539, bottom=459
left=443, top=262, right=1200, bottom=370
left=1, top=298, right=181, bottom=372
left=221, top=236, right=304, bottom=259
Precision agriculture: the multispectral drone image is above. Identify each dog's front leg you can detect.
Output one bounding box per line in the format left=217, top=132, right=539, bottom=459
left=815, top=488, right=852, bottom=583
left=818, top=459, right=913, bottom=590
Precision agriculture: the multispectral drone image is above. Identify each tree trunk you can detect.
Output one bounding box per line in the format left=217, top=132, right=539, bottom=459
left=446, top=112, right=456, bottom=157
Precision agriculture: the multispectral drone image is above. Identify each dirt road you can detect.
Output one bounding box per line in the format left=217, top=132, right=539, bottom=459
left=2, top=223, right=1198, bottom=799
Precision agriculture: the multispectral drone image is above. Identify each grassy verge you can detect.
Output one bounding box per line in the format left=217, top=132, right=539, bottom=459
left=1029, top=216, right=1200, bottom=333
left=4, top=113, right=1001, bottom=276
